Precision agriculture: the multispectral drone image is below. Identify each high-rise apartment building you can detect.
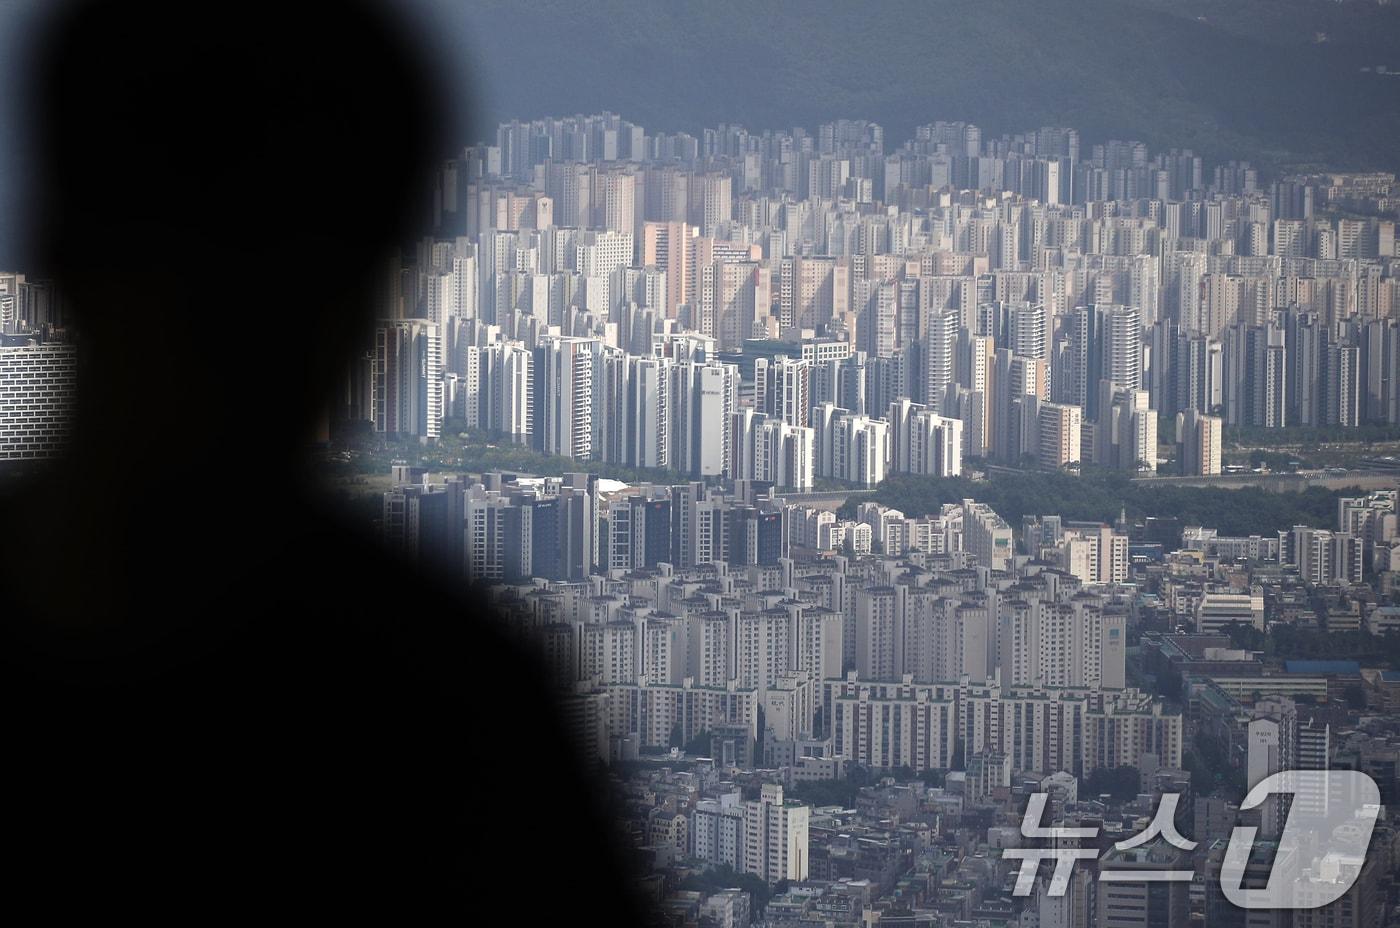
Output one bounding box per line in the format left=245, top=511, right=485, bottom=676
left=372, top=319, right=442, bottom=441
left=533, top=336, right=598, bottom=459
left=742, top=785, right=809, bottom=883
left=729, top=408, right=815, bottom=490
left=1177, top=408, right=1223, bottom=476
left=1282, top=526, right=1364, bottom=586
left=1037, top=401, right=1083, bottom=470
left=963, top=499, right=1013, bottom=571
left=813, top=403, right=891, bottom=487
left=753, top=355, right=812, bottom=429
left=888, top=398, right=963, bottom=477
left=641, top=220, right=694, bottom=319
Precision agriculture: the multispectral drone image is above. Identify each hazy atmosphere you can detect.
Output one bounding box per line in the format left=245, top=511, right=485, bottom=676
left=5, top=2, right=1400, bottom=925
left=3, top=0, right=1400, bottom=260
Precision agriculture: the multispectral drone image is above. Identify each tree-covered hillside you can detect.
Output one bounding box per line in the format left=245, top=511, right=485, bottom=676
left=438, top=0, right=1400, bottom=174
left=839, top=469, right=1351, bottom=538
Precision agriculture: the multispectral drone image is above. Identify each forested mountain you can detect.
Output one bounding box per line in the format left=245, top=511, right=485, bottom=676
left=432, top=0, right=1400, bottom=173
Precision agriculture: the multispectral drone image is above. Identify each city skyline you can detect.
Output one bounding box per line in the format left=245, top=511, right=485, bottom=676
left=2, top=4, right=1399, bottom=920
left=343, top=111, right=1398, bottom=492
left=324, top=103, right=1400, bottom=927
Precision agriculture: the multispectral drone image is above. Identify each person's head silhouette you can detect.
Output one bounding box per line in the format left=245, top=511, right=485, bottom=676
left=4, top=8, right=650, bottom=924
left=30, top=0, right=448, bottom=452
left=7, top=0, right=451, bottom=627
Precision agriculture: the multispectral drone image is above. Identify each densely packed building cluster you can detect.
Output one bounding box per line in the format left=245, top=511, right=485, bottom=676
left=384, top=465, right=1185, bottom=776
left=378, top=454, right=1400, bottom=925
left=414, top=473, right=1388, bottom=928
left=362, top=112, right=1400, bottom=926
left=358, top=114, right=1399, bottom=491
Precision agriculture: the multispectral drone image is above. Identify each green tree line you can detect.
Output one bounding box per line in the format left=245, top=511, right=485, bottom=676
left=839, top=470, right=1353, bottom=538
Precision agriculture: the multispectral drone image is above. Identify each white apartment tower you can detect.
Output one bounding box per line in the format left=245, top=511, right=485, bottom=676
left=627, top=355, right=672, bottom=469
left=753, top=355, right=812, bottom=429
left=534, top=336, right=598, bottom=459
left=742, top=785, right=809, bottom=883
left=889, top=398, right=964, bottom=477
left=963, top=499, right=1013, bottom=571
left=373, top=319, right=442, bottom=441
left=1037, top=402, right=1082, bottom=470
left=1177, top=408, right=1222, bottom=476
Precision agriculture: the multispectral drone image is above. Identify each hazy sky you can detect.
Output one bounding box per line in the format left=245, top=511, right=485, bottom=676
left=3, top=1, right=1396, bottom=267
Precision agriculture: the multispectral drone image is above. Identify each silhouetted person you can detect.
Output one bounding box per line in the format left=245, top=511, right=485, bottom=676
left=1, top=2, right=647, bottom=921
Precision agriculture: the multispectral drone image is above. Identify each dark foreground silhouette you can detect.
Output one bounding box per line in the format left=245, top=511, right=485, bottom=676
left=0, top=1, right=647, bottom=921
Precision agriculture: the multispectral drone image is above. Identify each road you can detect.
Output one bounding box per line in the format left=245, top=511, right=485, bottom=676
left=774, top=488, right=875, bottom=511
left=1132, top=471, right=1399, bottom=491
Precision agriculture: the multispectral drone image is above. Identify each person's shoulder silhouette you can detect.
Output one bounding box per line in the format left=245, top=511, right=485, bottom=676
left=1, top=1, right=647, bottom=922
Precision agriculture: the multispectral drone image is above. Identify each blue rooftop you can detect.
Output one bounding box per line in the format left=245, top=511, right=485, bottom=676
left=1283, top=660, right=1360, bottom=675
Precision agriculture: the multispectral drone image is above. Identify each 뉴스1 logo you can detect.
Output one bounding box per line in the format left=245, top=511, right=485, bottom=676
left=1220, top=769, right=1380, bottom=910
left=1004, top=770, right=1381, bottom=910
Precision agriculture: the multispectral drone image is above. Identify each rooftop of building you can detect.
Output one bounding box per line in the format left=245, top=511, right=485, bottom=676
left=1283, top=659, right=1361, bottom=675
